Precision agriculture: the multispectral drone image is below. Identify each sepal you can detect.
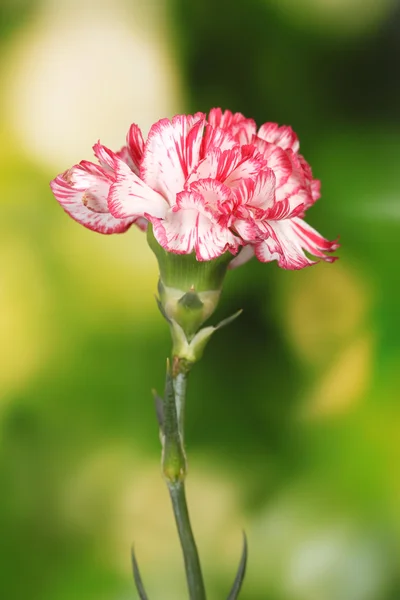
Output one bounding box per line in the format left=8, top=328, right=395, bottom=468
left=158, top=279, right=221, bottom=338
left=170, top=309, right=242, bottom=366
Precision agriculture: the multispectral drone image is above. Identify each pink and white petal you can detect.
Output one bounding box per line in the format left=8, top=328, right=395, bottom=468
left=223, top=154, right=264, bottom=188
left=126, top=123, right=145, bottom=173
left=233, top=216, right=262, bottom=243
left=68, top=161, right=112, bottom=186
left=150, top=191, right=213, bottom=255
left=273, top=181, right=307, bottom=217
left=116, top=146, right=133, bottom=169
left=58, top=163, right=111, bottom=203
left=257, top=123, right=300, bottom=152
left=189, top=178, right=232, bottom=212
left=247, top=168, right=276, bottom=210
left=233, top=121, right=257, bottom=145
left=207, top=108, right=256, bottom=143
left=93, top=142, right=117, bottom=172
left=201, top=125, right=238, bottom=156
left=254, top=218, right=338, bottom=269
left=134, top=217, right=148, bottom=232
left=186, top=148, right=222, bottom=184
left=141, top=114, right=205, bottom=203
left=298, top=154, right=313, bottom=183
left=150, top=210, right=197, bottom=256
left=207, top=108, right=242, bottom=129
left=311, top=179, right=321, bottom=202
left=151, top=190, right=238, bottom=260
left=232, top=177, right=255, bottom=207
left=196, top=217, right=239, bottom=261
left=108, top=156, right=168, bottom=219
left=187, top=147, right=242, bottom=185
left=50, top=172, right=134, bottom=234
left=254, top=237, right=286, bottom=266
left=228, top=244, right=255, bottom=269
left=271, top=151, right=312, bottom=214
left=263, top=196, right=305, bottom=220
left=252, top=138, right=292, bottom=188
left=215, top=147, right=243, bottom=182
left=291, top=217, right=339, bottom=255
left=254, top=221, right=312, bottom=269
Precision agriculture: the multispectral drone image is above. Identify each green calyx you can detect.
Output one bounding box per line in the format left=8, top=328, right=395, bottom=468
left=158, top=280, right=221, bottom=339
left=148, top=224, right=235, bottom=338
left=147, top=224, right=234, bottom=292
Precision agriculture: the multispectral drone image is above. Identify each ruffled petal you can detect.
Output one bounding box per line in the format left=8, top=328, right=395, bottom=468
left=151, top=190, right=239, bottom=261
left=114, top=125, right=145, bottom=176
left=50, top=163, right=135, bottom=234
left=189, top=178, right=232, bottom=211
left=236, top=168, right=276, bottom=211
left=311, top=179, right=321, bottom=202
left=140, top=113, right=205, bottom=204
left=252, top=138, right=292, bottom=188
left=126, top=123, right=145, bottom=174
left=272, top=150, right=313, bottom=216
left=93, top=138, right=144, bottom=178
left=257, top=122, right=300, bottom=152
left=201, top=125, right=238, bottom=156
left=223, top=146, right=266, bottom=188
left=93, top=142, right=116, bottom=171
left=233, top=217, right=261, bottom=243
left=231, top=170, right=276, bottom=242
left=187, top=147, right=241, bottom=185
left=189, top=144, right=265, bottom=190
left=207, top=108, right=257, bottom=144
left=108, top=156, right=168, bottom=219
left=254, top=217, right=339, bottom=269
left=208, top=108, right=246, bottom=129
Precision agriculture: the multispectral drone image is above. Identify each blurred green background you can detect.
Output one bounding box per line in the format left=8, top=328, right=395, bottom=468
left=1, top=0, right=399, bottom=598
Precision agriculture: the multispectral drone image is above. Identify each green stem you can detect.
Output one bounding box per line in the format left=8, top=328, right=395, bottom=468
left=173, top=371, right=187, bottom=442
left=162, top=365, right=206, bottom=599
left=168, top=480, right=206, bottom=600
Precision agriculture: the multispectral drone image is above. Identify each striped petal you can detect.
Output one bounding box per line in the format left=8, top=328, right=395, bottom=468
left=140, top=113, right=206, bottom=204
left=207, top=108, right=257, bottom=144
left=108, top=156, right=168, bottom=219
left=231, top=170, right=276, bottom=242
left=201, top=124, right=238, bottom=156
left=189, top=178, right=232, bottom=212
left=151, top=190, right=239, bottom=261
left=257, top=122, right=300, bottom=152
left=252, top=138, right=292, bottom=188
left=254, top=217, right=339, bottom=269
left=126, top=123, right=145, bottom=174
left=50, top=163, right=135, bottom=234
left=187, top=147, right=241, bottom=185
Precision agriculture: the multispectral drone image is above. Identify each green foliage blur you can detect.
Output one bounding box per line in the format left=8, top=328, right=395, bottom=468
left=1, top=0, right=399, bottom=598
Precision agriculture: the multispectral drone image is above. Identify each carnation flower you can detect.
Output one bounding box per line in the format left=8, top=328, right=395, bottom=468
left=50, top=108, right=338, bottom=270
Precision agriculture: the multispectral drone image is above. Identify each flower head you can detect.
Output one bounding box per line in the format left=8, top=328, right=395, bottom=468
left=50, top=108, right=338, bottom=270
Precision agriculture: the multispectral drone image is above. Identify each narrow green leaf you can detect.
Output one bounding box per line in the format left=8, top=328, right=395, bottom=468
left=131, top=547, right=150, bottom=600
left=226, top=532, right=248, bottom=600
